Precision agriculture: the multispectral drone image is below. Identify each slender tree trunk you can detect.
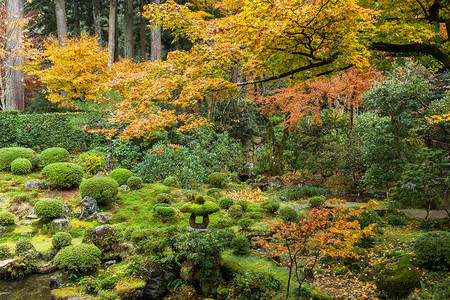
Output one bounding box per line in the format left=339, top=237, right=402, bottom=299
left=124, top=0, right=134, bottom=59
left=139, top=0, right=146, bottom=60
left=54, top=0, right=68, bottom=45
left=5, top=0, right=25, bottom=111
left=107, top=0, right=117, bottom=66
left=150, top=0, right=161, bottom=61
left=93, top=0, right=102, bottom=43
left=73, top=0, right=80, bottom=36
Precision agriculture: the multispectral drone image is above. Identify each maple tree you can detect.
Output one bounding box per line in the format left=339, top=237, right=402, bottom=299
left=256, top=204, right=375, bottom=299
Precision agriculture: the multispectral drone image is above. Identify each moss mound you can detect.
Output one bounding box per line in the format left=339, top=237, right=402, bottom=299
left=40, top=147, right=70, bottom=166
left=34, top=198, right=64, bottom=221
left=109, top=168, right=133, bottom=186
left=42, top=163, right=84, bottom=189
left=180, top=200, right=220, bottom=216
left=375, top=264, right=420, bottom=299
left=127, top=176, right=143, bottom=190
left=79, top=177, right=119, bottom=205
left=54, top=244, right=101, bottom=279
left=413, top=231, right=450, bottom=270
left=11, top=158, right=32, bottom=175
left=0, top=147, right=38, bottom=171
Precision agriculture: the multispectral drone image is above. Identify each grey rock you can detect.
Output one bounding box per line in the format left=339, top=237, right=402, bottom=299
left=104, top=260, right=117, bottom=269
left=26, top=214, right=38, bottom=219
left=278, top=196, right=287, bottom=201
left=51, top=218, right=71, bottom=232
left=304, top=182, right=313, bottom=187
left=80, top=196, right=99, bottom=219
left=60, top=205, right=70, bottom=219
left=0, top=259, right=16, bottom=279
left=95, top=173, right=104, bottom=177
left=73, top=211, right=81, bottom=218
left=24, top=180, right=46, bottom=190
left=120, top=185, right=131, bottom=191
left=144, top=278, right=166, bottom=300
left=49, top=274, right=61, bottom=290
left=22, top=221, right=32, bottom=225
left=268, top=176, right=283, bottom=191
left=96, top=213, right=111, bottom=224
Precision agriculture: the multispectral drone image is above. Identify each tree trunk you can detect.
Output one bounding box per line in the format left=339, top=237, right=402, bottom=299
left=124, top=0, right=134, bottom=59
left=139, top=0, right=146, bottom=60
left=73, top=0, right=80, bottom=36
left=150, top=0, right=161, bottom=61
left=107, top=0, right=117, bottom=66
left=5, top=0, right=25, bottom=111
left=54, top=0, right=68, bottom=45
left=93, top=0, right=102, bottom=43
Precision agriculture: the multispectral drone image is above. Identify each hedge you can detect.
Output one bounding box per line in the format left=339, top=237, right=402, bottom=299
left=0, top=111, right=106, bottom=152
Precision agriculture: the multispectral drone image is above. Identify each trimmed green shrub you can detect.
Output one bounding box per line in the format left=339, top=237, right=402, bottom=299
left=207, top=172, right=229, bottom=188
left=163, top=176, right=181, bottom=188
left=0, top=211, right=15, bottom=225
left=238, top=218, right=253, bottom=230
left=0, top=147, right=38, bottom=171
left=77, top=150, right=107, bottom=175
left=230, top=236, right=251, bottom=255
left=11, top=158, right=32, bottom=175
left=260, top=200, right=280, bottom=213
left=206, top=188, right=224, bottom=199
left=0, top=244, right=11, bottom=260
left=109, top=168, right=133, bottom=186
left=413, top=231, right=450, bottom=270
left=219, top=197, right=234, bottom=209
left=127, top=176, right=143, bottom=190
left=228, top=205, right=244, bottom=219
left=156, top=193, right=172, bottom=204
left=308, top=196, right=326, bottom=208
left=154, top=206, right=177, bottom=219
left=279, top=207, right=298, bottom=222
left=386, top=213, right=406, bottom=226
left=40, top=147, right=70, bottom=166
left=42, top=163, right=84, bottom=189
left=54, top=244, right=101, bottom=280
left=15, top=238, right=35, bottom=256
left=34, top=198, right=64, bottom=221
left=228, top=271, right=281, bottom=299
left=79, top=177, right=119, bottom=206
left=52, top=232, right=73, bottom=251
left=375, top=264, right=420, bottom=299
left=236, top=200, right=248, bottom=212
left=358, top=210, right=383, bottom=229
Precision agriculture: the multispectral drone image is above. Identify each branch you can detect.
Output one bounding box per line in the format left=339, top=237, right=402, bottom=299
left=372, top=42, right=450, bottom=70
left=236, top=59, right=334, bottom=86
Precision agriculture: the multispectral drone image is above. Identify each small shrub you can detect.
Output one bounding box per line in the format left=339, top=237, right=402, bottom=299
left=237, top=218, right=253, bottom=230
left=40, top=147, right=70, bottom=166
left=206, top=172, right=229, bottom=188
left=0, top=244, right=11, bottom=259
left=358, top=210, right=382, bottom=229
left=52, top=232, right=72, bottom=251
left=54, top=244, right=101, bottom=280
left=156, top=193, right=172, bottom=204
left=79, top=177, right=119, bottom=205
left=15, top=238, right=35, bottom=256
left=0, top=211, right=15, bottom=225
left=109, top=168, right=133, bottom=186
left=230, top=236, right=251, bottom=255
left=308, top=196, right=326, bottom=208
left=0, top=147, right=38, bottom=171
left=419, top=219, right=443, bottom=230
left=42, top=163, right=84, bottom=189
left=282, top=185, right=327, bottom=200
left=163, top=176, right=181, bottom=188
left=211, top=228, right=235, bottom=247
left=324, top=174, right=353, bottom=194
left=375, top=264, right=420, bottom=299
left=214, top=219, right=232, bottom=229
left=236, top=200, right=248, bottom=212
left=413, top=231, right=450, bottom=270
left=154, top=206, right=177, bottom=219
left=127, top=176, right=143, bottom=190
left=228, top=205, right=244, bottom=219
left=77, top=151, right=107, bottom=175
left=11, top=158, right=32, bottom=175
left=278, top=207, right=298, bottom=222
left=228, top=271, right=281, bottom=299
left=34, top=198, right=64, bottom=221
left=219, top=197, right=234, bottom=209
left=206, top=188, right=224, bottom=199
left=386, top=213, right=406, bottom=226
left=260, top=200, right=280, bottom=213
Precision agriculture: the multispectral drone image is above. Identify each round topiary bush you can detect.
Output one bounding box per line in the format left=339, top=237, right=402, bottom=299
left=127, top=176, right=143, bottom=190
left=52, top=232, right=72, bottom=251
left=260, top=200, right=280, bottom=213
left=34, top=198, right=64, bottom=221
left=40, top=147, right=70, bottom=167
left=206, top=172, right=229, bottom=188
left=109, top=168, right=133, bottom=186
left=163, top=176, right=181, bottom=188
left=413, top=231, right=450, bottom=270
left=219, top=197, right=234, bottom=209
left=15, top=238, right=35, bottom=256
left=156, top=193, right=172, bottom=204
left=53, top=244, right=101, bottom=280
left=228, top=205, right=244, bottom=219
left=278, top=207, right=298, bottom=222
left=375, top=264, right=420, bottom=299
left=0, top=244, right=11, bottom=260
left=154, top=206, right=177, bottom=219
left=230, top=236, right=251, bottom=255
left=0, top=211, right=15, bottom=225
left=77, top=150, right=107, bottom=175
left=206, top=188, right=224, bottom=199
left=308, top=196, right=326, bottom=208
left=358, top=210, right=383, bottom=229
left=79, top=177, right=119, bottom=205
left=42, top=163, right=84, bottom=189
left=236, top=200, right=248, bottom=212
left=0, top=147, right=38, bottom=171
left=11, top=158, right=32, bottom=175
